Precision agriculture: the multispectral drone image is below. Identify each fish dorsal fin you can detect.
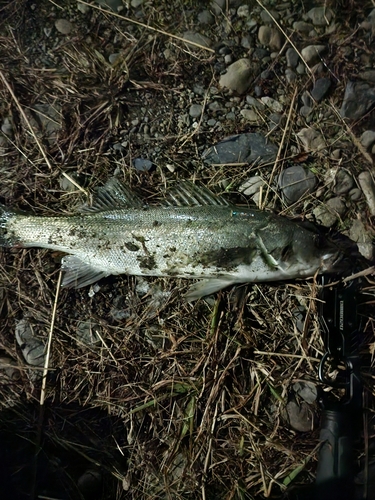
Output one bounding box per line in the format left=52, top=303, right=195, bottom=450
left=81, top=178, right=145, bottom=212
left=163, top=181, right=229, bottom=207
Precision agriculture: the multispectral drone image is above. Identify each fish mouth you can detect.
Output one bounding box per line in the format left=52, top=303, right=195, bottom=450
left=319, top=231, right=370, bottom=275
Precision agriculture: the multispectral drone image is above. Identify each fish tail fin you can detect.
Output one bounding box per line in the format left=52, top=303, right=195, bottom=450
left=0, top=203, right=15, bottom=247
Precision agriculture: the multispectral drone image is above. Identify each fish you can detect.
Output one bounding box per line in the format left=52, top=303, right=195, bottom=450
left=0, top=178, right=349, bottom=300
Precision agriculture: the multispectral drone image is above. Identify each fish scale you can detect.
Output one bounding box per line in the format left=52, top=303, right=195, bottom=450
left=0, top=179, right=347, bottom=300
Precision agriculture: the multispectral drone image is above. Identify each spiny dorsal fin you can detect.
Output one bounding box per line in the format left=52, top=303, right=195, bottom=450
left=81, top=178, right=145, bottom=212
left=162, top=181, right=230, bottom=207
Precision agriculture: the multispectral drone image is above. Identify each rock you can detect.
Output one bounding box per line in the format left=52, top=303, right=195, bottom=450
left=268, top=113, right=284, bottom=130
left=349, top=188, right=362, bottom=201
left=258, top=25, right=284, bottom=51
left=77, top=2, right=90, bottom=13
left=358, top=171, right=375, bottom=215
left=286, top=47, right=299, bottom=68
left=132, top=158, right=153, bottom=172
left=300, top=45, right=326, bottom=66
left=189, top=103, right=203, bottom=118
left=299, top=105, right=312, bottom=118
left=340, top=81, right=375, bottom=120
left=301, top=91, right=313, bottom=108
left=94, top=0, right=123, bottom=11
left=202, top=133, right=278, bottom=165
left=313, top=197, right=346, bottom=227
left=241, top=35, right=252, bottom=49
left=55, top=19, right=73, bottom=35
left=285, top=68, right=297, bottom=83
left=293, top=21, right=313, bottom=33
left=349, top=219, right=374, bottom=261
left=333, top=169, right=354, bottom=195
left=358, top=70, right=375, bottom=83
left=182, top=31, right=212, bottom=49
left=76, top=320, right=102, bottom=346
left=246, top=96, right=265, bottom=109
left=15, top=318, right=45, bottom=367
left=284, top=397, right=316, bottom=432
left=109, top=53, right=120, bottom=64
left=278, top=165, right=317, bottom=204
left=261, top=96, right=283, bottom=113
left=197, top=10, right=215, bottom=24
left=0, top=356, right=20, bottom=381
left=360, top=130, right=375, bottom=148
left=293, top=381, right=318, bottom=404
left=210, top=0, right=225, bottom=15
left=260, top=9, right=279, bottom=23
left=219, top=58, right=254, bottom=94
left=237, top=5, right=250, bottom=18
left=297, top=128, right=326, bottom=152
left=239, top=176, right=265, bottom=196
left=311, top=77, right=331, bottom=102
left=1, top=117, right=13, bottom=138
left=240, top=108, right=259, bottom=122
left=306, top=7, right=334, bottom=26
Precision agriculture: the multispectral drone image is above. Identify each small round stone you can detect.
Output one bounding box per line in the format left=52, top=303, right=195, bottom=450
left=55, top=19, right=73, bottom=35
left=189, top=104, right=203, bottom=118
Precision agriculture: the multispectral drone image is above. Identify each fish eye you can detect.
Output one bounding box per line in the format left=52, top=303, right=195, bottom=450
left=314, top=233, right=329, bottom=249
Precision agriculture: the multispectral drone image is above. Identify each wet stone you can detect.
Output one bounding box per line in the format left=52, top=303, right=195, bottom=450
left=279, top=165, right=317, bottom=204
left=132, top=158, right=153, bottom=172
left=285, top=68, right=297, bottom=83
left=258, top=25, right=284, bottom=51
left=311, top=77, right=331, bottom=102
left=239, top=176, right=265, bottom=196
left=293, top=21, right=313, bottom=33
left=306, top=6, right=334, bottom=26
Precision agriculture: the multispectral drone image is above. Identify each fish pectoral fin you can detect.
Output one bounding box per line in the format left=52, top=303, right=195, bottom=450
left=61, top=255, right=109, bottom=289
left=185, top=277, right=237, bottom=302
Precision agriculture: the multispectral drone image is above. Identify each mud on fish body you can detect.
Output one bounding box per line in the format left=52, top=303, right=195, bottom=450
left=0, top=179, right=357, bottom=300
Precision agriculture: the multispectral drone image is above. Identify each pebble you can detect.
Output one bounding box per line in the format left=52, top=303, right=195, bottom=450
left=55, top=19, right=73, bottom=35
left=297, top=127, right=326, bottom=152
left=360, top=130, right=375, bottom=148
left=246, top=96, right=264, bottom=109
left=1, top=117, right=13, bottom=138
left=240, top=109, right=259, bottom=122
left=189, top=103, right=203, bottom=118
left=300, top=45, right=326, bottom=66
left=260, top=9, right=280, bottom=23
left=132, top=158, right=153, bottom=172
left=95, top=0, right=123, bottom=10
left=301, top=91, right=313, bottom=108
left=182, top=31, right=212, bottom=49
left=237, top=5, right=250, bottom=18
left=210, top=0, right=225, bottom=15
left=278, top=165, right=317, bottom=204
left=349, top=219, right=374, bottom=260
left=261, top=96, right=283, bottom=113
left=285, top=68, right=297, bottom=83
left=284, top=397, right=316, bottom=432
left=258, top=25, right=284, bottom=51
left=349, top=188, right=362, bottom=201
left=109, top=53, right=120, bottom=64
left=286, top=47, right=299, bottom=68
left=77, top=2, right=90, bottom=13
left=332, top=169, right=354, bottom=195
left=15, top=318, right=45, bottom=367
left=358, top=171, right=375, bottom=215
left=202, top=132, right=278, bottom=165
left=306, top=7, right=334, bottom=26
left=299, top=105, right=312, bottom=118
left=239, top=176, right=265, bottom=196
left=293, top=21, right=313, bottom=33
left=293, top=381, right=318, bottom=404
left=76, top=320, right=102, bottom=346
left=311, top=77, right=331, bottom=102
left=241, top=36, right=252, bottom=49
left=197, top=10, right=215, bottom=24
left=313, top=197, right=346, bottom=227
left=219, top=58, right=254, bottom=94
left=340, top=81, right=375, bottom=120
left=296, top=62, right=306, bottom=75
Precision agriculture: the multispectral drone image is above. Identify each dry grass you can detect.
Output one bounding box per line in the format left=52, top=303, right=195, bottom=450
left=0, top=0, right=374, bottom=499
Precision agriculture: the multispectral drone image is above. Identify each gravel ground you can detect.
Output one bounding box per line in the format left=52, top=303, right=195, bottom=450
left=0, top=1, right=374, bottom=499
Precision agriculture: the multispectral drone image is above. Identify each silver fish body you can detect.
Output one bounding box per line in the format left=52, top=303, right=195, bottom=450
left=0, top=180, right=343, bottom=300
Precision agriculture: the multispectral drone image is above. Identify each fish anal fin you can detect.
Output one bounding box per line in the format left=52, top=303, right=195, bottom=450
left=61, top=255, right=109, bottom=288
left=185, top=277, right=236, bottom=302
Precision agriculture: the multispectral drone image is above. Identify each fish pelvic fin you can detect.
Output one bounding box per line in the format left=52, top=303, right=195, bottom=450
left=185, top=277, right=237, bottom=302
left=61, top=255, right=110, bottom=288
left=0, top=203, right=16, bottom=247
